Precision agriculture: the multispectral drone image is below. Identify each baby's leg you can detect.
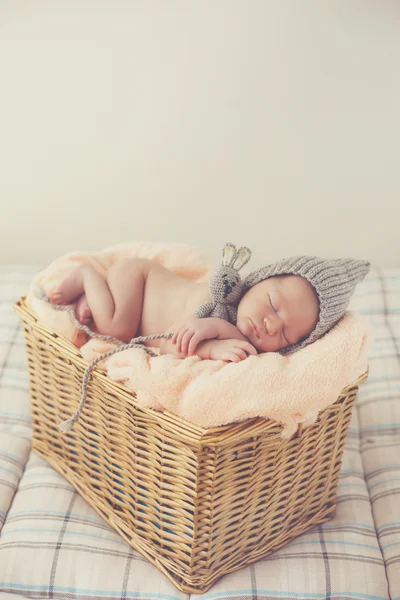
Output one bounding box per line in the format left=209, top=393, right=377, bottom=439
left=52, top=259, right=147, bottom=342
left=50, top=258, right=149, bottom=341
left=86, top=259, right=147, bottom=341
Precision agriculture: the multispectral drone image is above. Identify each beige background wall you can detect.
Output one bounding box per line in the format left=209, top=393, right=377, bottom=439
left=0, top=1, right=399, bottom=268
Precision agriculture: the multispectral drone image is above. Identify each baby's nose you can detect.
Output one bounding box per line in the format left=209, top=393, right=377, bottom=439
left=264, top=316, right=279, bottom=336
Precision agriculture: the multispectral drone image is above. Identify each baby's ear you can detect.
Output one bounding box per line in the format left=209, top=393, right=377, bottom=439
left=222, top=243, right=237, bottom=267
left=232, top=247, right=252, bottom=271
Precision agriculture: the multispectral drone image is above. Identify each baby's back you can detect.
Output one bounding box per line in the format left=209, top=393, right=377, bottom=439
left=138, top=260, right=210, bottom=345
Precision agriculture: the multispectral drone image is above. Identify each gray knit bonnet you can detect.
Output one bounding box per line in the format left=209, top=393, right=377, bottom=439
left=243, top=256, right=371, bottom=356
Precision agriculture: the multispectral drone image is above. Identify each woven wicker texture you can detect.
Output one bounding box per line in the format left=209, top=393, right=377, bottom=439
left=14, top=297, right=368, bottom=593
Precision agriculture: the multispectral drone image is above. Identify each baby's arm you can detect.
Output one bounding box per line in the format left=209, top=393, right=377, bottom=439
left=159, top=317, right=255, bottom=359
left=159, top=335, right=214, bottom=360
left=160, top=336, right=257, bottom=362
left=204, top=338, right=258, bottom=362
left=171, top=316, right=249, bottom=356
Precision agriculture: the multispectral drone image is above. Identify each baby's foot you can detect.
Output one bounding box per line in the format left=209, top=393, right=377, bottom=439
left=76, top=294, right=92, bottom=325
left=50, top=290, right=66, bottom=305
left=49, top=264, right=86, bottom=305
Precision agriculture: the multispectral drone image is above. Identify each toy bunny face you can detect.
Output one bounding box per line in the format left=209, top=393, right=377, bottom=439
left=208, top=243, right=252, bottom=305
left=209, top=266, right=243, bottom=304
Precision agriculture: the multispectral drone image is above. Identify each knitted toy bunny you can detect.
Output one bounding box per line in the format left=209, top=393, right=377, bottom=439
left=195, top=243, right=252, bottom=324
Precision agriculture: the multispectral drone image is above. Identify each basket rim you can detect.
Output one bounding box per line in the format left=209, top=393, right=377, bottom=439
left=14, top=295, right=369, bottom=446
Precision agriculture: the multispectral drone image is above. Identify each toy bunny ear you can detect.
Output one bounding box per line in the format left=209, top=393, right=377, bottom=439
left=232, top=247, right=252, bottom=271
left=222, top=243, right=237, bottom=267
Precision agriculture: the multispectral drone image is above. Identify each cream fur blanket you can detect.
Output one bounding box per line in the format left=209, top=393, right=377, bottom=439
left=26, top=241, right=372, bottom=438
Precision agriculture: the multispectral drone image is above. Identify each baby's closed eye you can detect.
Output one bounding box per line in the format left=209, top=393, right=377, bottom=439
left=268, top=294, right=290, bottom=344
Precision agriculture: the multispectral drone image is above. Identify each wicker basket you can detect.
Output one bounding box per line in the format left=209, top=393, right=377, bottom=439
left=14, top=297, right=368, bottom=594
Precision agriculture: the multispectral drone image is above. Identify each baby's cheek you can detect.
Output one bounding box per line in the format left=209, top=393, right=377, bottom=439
left=257, top=338, right=282, bottom=353
left=253, top=338, right=268, bottom=352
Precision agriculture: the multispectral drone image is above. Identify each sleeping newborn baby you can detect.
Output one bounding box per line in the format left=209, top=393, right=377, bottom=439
left=49, top=252, right=369, bottom=363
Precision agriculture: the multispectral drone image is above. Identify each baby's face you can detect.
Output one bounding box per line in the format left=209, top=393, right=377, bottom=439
left=236, top=274, right=320, bottom=353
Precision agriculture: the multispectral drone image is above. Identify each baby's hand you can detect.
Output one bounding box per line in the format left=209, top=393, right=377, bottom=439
left=172, top=317, right=220, bottom=356
left=209, top=339, right=257, bottom=363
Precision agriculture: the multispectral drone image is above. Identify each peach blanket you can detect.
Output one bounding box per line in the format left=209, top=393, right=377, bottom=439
left=26, top=241, right=372, bottom=438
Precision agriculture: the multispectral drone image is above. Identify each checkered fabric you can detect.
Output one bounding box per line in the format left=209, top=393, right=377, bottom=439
left=0, top=265, right=399, bottom=600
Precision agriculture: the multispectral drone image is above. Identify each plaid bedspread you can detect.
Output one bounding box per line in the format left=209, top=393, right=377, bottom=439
left=0, top=265, right=399, bottom=600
